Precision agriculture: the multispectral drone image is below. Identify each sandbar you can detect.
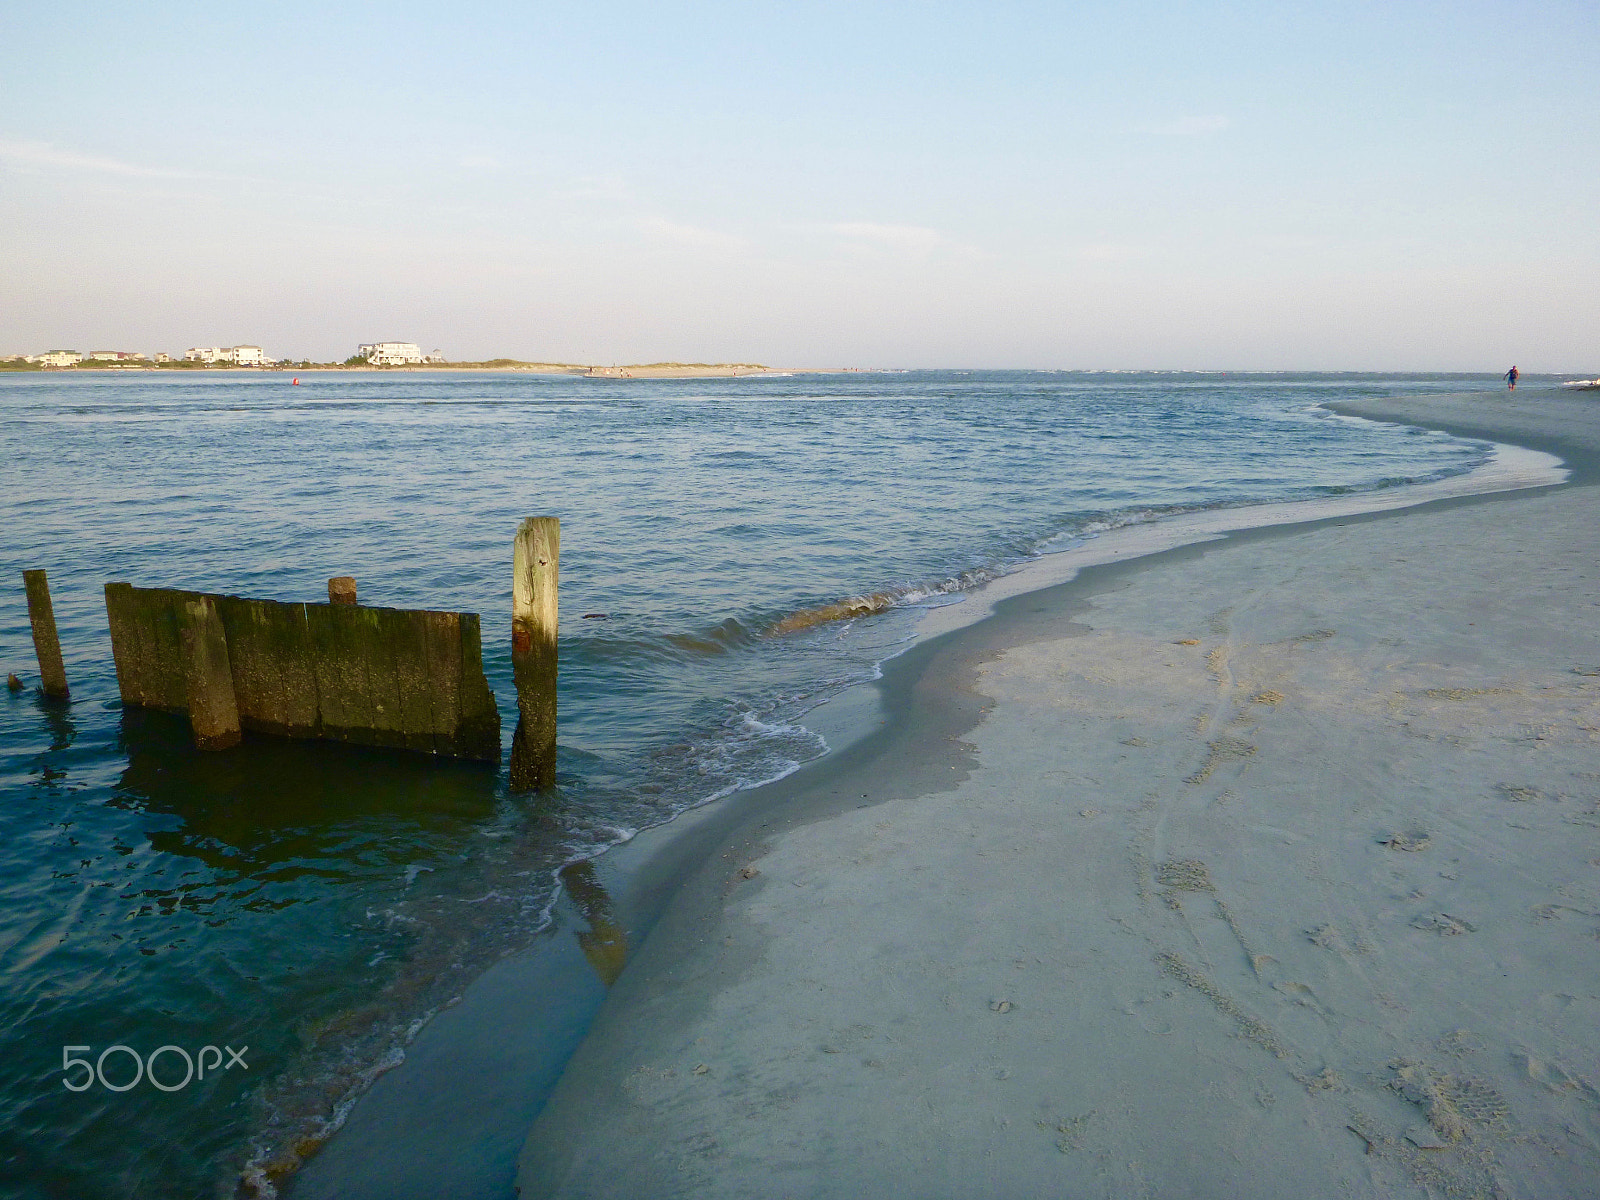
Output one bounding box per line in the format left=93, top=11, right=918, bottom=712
left=518, top=390, right=1600, bottom=1199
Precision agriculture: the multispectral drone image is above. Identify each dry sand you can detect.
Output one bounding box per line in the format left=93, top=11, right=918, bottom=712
left=518, top=391, right=1600, bottom=1199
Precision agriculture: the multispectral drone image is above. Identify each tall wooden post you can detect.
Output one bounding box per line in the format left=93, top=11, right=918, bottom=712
left=509, top=517, right=558, bottom=791
left=22, top=570, right=69, bottom=699
left=180, top=595, right=241, bottom=750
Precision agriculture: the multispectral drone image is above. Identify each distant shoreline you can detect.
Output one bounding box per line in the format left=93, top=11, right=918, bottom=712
left=0, top=361, right=859, bottom=379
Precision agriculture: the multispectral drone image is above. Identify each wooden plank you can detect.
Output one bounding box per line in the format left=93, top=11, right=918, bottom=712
left=217, top=596, right=318, bottom=736
left=455, top=612, right=502, bottom=762
left=142, top=588, right=191, bottom=711
left=347, top=606, right=404, bottom=749
left=391, top=608, right=438, bottom=755
left=179, top=595, right=241, bottom=750
left=305, top=601, right=371, bottom=744
left=104, top=582, right=149, bottom=707
left=421, top=609, right=464, bottom=747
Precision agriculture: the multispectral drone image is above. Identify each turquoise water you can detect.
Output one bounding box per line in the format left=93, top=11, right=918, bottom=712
left=0, top=371, right=1496, bottom=1196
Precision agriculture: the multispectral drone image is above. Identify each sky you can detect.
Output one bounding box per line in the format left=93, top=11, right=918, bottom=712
left=2, top=0, right=1597, bottom=370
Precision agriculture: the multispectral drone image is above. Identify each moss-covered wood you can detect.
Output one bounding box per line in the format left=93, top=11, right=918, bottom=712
left=509, top=517, right=559, bottom=790
left=103, top=582, right=500, bottom=760
left=179, top=595, right=241, bottom=750
left=22, top=569, right=70, bottom=698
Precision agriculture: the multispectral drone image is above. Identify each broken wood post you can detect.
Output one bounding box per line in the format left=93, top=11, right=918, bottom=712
left=328, top=576, right=358, bottom=605
left=509, top=516, right=558, bottom=791
left=22, top=569, right=69, bottom=699
left=179, top=595, right=241, bottom=750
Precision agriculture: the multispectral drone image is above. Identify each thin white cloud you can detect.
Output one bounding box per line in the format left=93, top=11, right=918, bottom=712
left=1071, top=242, right=1153, bottom=263
left=822, top=222, right=983, bottom=259
left=826, top=221, right=948, bottom=251
left=1143, top=115, right=1231, bottom=137
left=635, top=216, right=750, bottom=253
left=0, top=138, right=198, bottom=179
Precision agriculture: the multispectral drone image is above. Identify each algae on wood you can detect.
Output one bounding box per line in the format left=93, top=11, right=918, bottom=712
left=509, top=517, right=559, bottom=790
left=23, top=570, right=70, bottom=698
left=179, top=595, right=241, bottom=750
left=104, top=583, right=500, bottom=761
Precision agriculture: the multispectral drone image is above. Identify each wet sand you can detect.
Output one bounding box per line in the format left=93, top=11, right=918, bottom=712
left=517, top=390, right=1600, bottom=1199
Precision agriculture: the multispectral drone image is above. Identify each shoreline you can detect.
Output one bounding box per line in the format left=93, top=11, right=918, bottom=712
left=515, top=387, right=1600, bottom=1199
left=1, top=364, right=854, bottom=379
left=286, top=388, right=1594, bottom=1198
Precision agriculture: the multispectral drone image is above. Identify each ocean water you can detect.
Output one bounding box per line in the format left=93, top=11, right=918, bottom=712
left=0, top=370, right=1498, bottom=1196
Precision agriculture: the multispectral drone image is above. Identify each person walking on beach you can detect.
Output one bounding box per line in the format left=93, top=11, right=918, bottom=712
left=1506, top=365, right=1519, bottom=390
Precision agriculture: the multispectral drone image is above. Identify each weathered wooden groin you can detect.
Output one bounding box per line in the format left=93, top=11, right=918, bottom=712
left=103, top=582, right=502, bottom=760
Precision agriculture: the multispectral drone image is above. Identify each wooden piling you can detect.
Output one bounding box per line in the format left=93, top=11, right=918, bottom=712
left=509, top=517, right=559, bottom=791
left=328, top=576, right=358, bottom=605
left=22, top=570, right=69, bottom=699
left=179, top=595, right=241, bottom=749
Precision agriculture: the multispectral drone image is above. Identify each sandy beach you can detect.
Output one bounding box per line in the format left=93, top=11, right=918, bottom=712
left=516, top=391, right=1600, bottom=1199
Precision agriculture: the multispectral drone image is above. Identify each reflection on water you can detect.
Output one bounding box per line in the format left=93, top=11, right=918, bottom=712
left=561, top=861, right=628, bottom=987
left=0, top=704, right=537, bottom=1199
left=116, top=707, right=501, bottom=873
left=37, top=693, right=76, bottom=754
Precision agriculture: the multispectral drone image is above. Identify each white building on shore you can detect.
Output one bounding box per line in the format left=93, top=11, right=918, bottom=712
left=184, top=345, right=272, bottom=365
left=39, top=351, right=83, bottom=367
left=358, top=342, right=444, bottom=365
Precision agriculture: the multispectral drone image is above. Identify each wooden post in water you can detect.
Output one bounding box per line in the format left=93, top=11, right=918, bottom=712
left=328, top=576, right=358, bottom=605
left=22, top=570, right=69, bottom=699
left=509, top=517, right=558, bottom=791
left=179, top=595, right=241, bottom=750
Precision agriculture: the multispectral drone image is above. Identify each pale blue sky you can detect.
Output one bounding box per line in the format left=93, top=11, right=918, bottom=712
left=3, top=1, right=1596, bottom=368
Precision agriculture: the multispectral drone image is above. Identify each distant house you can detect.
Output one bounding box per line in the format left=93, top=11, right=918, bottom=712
left=359, top=342, right=444, bottom=366
left=153, top=353, right=172, bottom=363
left=184, top=345, right=272, bottom=365
left=39, top=351, right=83, bottom=367
left=89, top=350, right=146, bottom=361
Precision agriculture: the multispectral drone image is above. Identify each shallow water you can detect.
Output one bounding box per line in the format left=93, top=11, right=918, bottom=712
left=0, top=370, right=1497, bottom=1196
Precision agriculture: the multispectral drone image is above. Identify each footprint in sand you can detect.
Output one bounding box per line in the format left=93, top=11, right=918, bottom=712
left=1184, top=736, right=1256, bottom=784
left=1496, top=783, right=1544, bottom=802
left=1378, top=831, right=1431, bottom=851
left=1389, top=1060, right=1509, bottom=1141
left=1410, top=912, right=1475, bottom=936
left=1155, top=859, right=1216, bottom=891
